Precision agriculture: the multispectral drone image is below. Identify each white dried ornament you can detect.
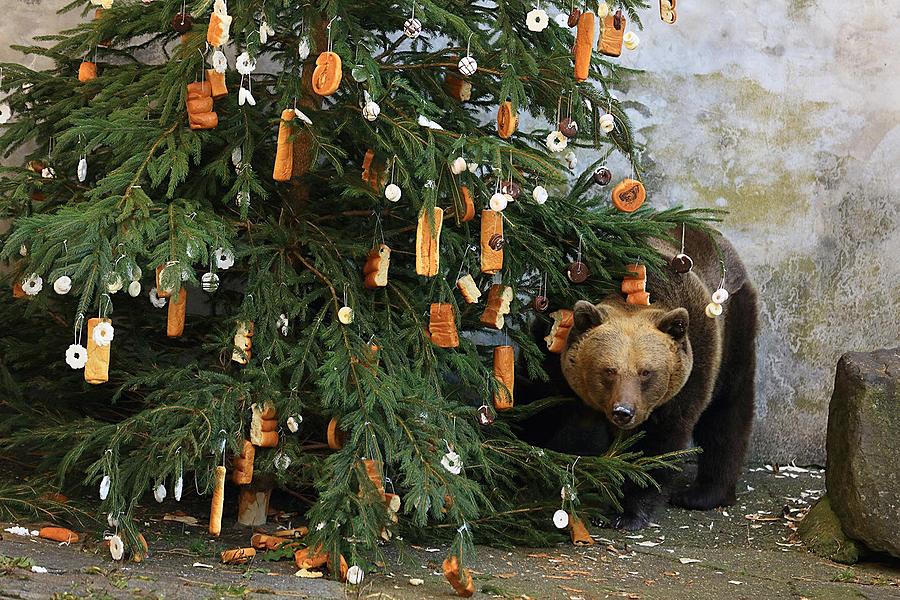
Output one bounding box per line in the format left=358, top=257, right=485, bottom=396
left=109, top=535, right=124, bottom=561
left=489, top=192, right=508, bottom=212
left=274, top=452, right=291, bottom=470
left=22, top=274, right=42, bottom=295
left=338, top=306, right=354, bottom=325
left=553, top=13, right=569, bottom=27
left=565, top=151, right=577, bottom=169
left=0, top=103, right=11, bottom=124
left=705, top=302, right=723, bottom=318
left=231, top=147, right=242, bottom=167
left=211, top=50, right=228, bottom=74
left=526, top=8, right=549, bottom=32
left=238, top=86, right=256, bottom=106
left=19, top=244, right=26, bottom=257
left=450, top=156, right=467, bottom=175
left=235, top=52, right=257, bottom=76
left=467, top=161, right=478, bottom=173
left=259, top=20, right=274, bottom=44
left=127, top=280, right=141, bottom=297
left=712, top=288, right=730, bottom=304
left=532, top=185, right=548, bottom=205
left=66, top=344, right=88, bottom=369
left=174, top=474, right=183, bottom=501
left=384, top=183, right=402, bottom=202
left=215, top=248, right=235, bottom=269
left=153, top=483, right=166, bottom=503
left=553, top=509, right=569, bottom=529
left=362, top=100, right=381, bottom=121
left=107, top=513, right=118, bottom=528
left=623, top=31, right=640, bottom=50
left=417, top=114, right=443, bottom=130
left=287, top=415, right=301, bottom=433
left=99, top=474, right=111, bottom=500
left=598, top=2, right=610, bottom=17
left=149, top=287, right=167, bottom=308
left=77, top=157, right=88, bottom=182
left=346, top=565, right=365, bottom=585
left=277, top=313, right=289, bottom=336
left=457, top=55, right=477, bottom=76
left=599, top=112, right=615, bottom=133
left=298, top=38, right=311, bottom=60
left=93, top=321, right=114, bottom=347
left=54, top=275, right=72, bottom=295
left=440, top=450, right=463, bottom=475
left=41, top=167, right=55, bottom=179
left=403, top=17, right=422, bottom=39
left=545, top=130, right=567, bottom=152
left=107, top=272, right=123, bottom=294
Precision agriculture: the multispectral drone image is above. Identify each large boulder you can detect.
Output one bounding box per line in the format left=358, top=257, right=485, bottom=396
left=826, top=348, right=900, bottom=558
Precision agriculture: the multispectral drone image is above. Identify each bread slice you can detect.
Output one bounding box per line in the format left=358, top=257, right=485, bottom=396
left=480, top=284, right=513, bottom=329
left=363, top=244, right=391, bottom=289
left=427, top=303, right=460, bottom=348
left=480, top=210, right=503, bottom=274
left=250, top=403, right=278, bottom=447
left=545, top=309, right=574, bottom=354
left=416, top=207, right=444, bottom=277
left=456, top=274, right=482, bottom=304
left=493, top=345, right=515, bottom=410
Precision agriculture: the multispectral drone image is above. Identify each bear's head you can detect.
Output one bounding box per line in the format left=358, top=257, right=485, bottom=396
left=560, top=300, right=693, bottom=430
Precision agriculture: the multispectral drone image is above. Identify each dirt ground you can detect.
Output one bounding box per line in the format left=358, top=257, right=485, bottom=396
left=1, top=464, right=898, bottom=600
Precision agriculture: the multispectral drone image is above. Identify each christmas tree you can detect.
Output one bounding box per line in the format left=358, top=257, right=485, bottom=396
left=0, top=0, right=712, bottom=588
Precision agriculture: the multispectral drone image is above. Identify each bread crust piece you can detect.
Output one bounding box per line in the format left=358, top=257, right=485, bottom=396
left=166, top=288, right=187, bottom=338
left=493, top=345, right=515, bottom=410
left=569, top=515, right=595, bottom=545
left=480, top=210, right=504, bottom=274
left=456, top=274, right=482, bottom=304
left=232, top=439, right=255, bottom=485
left=480, top=284, right=513, bottom=329
left=209, top=465, right=226, bottom=536
left=85, top=317, right=111, bottom=384
left=250, top=403, right=279, bottom=447
left=206, top=69, right=228, bottom=99
left=445, top=74, right=472, bottom=101
left=599, top=11, right=626, bottom=57
left=273, top=109, right=295, bottom=182
left=415, top=207, right=444, bottom=277
left=78, top=61, right=97, bottom=82
left=457, top=185, right=475, bottom=223
left=442, top=555, right=475, bottom=597
left=573, top=11, right=595, bottom=81
left=545, top=309, right=574, bottom=354
left=428, top=303, right=460, bottom=348
left=363, top=244, right=391, bottom=289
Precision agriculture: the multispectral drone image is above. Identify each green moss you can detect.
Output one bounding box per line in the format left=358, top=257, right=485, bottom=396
left=797, top=495, right=864, bottom=564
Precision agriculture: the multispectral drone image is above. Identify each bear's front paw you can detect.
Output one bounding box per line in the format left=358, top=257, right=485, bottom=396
left=669, top=484, right=736, bottom=510
left=614, top=512, right=651, bottom=531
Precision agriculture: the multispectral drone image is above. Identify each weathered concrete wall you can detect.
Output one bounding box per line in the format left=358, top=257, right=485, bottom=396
left=618, top=0, right=900, bottom=463
left=3, top=0, right=898, bottom=463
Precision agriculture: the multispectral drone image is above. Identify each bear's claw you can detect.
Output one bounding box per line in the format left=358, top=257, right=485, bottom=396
left=669, top=484, right=735, bottom=510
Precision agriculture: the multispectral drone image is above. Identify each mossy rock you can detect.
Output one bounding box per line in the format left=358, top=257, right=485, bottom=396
left=797, top=494, right=864, bottom=564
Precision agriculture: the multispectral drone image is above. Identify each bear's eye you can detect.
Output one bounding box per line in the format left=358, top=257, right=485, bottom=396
left=604, top=367, right=618, bottom=377
left=640, top=369, right=653, bottom=378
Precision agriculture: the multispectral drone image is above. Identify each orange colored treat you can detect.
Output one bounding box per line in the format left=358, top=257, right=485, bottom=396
left=428, top=303, right=460, bottom=348
left=574, top=12, right=595, bottom=81
left=39, top=526, right=80, bottom=544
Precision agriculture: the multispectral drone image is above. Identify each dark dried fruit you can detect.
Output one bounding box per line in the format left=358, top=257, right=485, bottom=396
left=670, top=253, right=694, bottom=274
left=567, top=261, right=589, bottom=283
left=499, top=180, right=521, bottom=199
left=567, top=7, right=582, bottom=27
left=558, top=117, right=578, bottom=138
left=477, top=405, right=495, bottom=425
left=533, top=295, right=549, bottom=312
left=593, top=167, right=612, bottom=186
left=488, top=234, right=505, bottom=251
left=171, top=13, right=193, bottom=34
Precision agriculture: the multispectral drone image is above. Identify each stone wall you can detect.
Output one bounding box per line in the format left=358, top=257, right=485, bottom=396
left=3, top=0, right=898, bottom=463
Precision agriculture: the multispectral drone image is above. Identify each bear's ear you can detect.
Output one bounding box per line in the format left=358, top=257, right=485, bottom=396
left=657, top=308, right=689, bottom=341
left=573, top=300, right=607, bottom=332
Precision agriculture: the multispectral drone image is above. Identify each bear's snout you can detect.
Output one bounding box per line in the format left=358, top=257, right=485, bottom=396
left=611, top=404, right=635, bottom=426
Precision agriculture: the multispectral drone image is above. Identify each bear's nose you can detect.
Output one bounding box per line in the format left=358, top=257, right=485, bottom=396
left=611, top=405, right=635, bottom=425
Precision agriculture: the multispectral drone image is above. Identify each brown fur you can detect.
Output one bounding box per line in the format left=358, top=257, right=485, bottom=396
left=522, top=226, right=758, bottom=530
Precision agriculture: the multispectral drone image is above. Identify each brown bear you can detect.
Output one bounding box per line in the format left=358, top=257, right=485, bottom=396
left=524, top=226, right=758, bottom=530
